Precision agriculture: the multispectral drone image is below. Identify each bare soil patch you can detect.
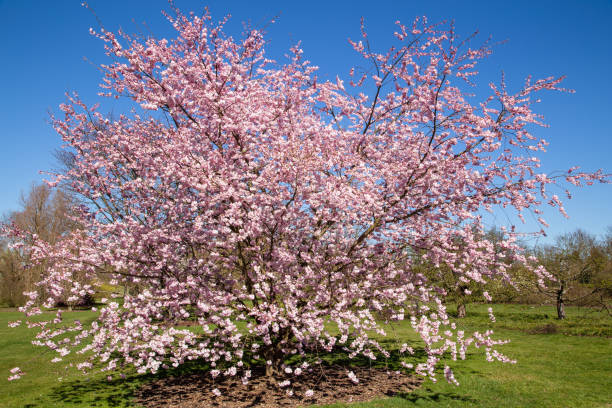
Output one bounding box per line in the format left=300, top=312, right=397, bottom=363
left=136, top=365, right=422, bottom=407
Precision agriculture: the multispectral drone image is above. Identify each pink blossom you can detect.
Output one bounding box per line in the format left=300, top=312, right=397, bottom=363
left=444, top=366, right=459, bottom=386
left=488, top=307, right=496, bottom=323
left=7, top=367, right=23, bottom=381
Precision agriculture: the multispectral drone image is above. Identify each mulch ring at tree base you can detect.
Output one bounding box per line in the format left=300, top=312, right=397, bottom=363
left=136, top=365, right=422, bottom=407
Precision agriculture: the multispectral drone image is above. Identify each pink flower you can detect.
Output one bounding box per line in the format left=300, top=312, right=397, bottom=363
left=8, top=367, right=23, bottom=381
left=488, top=307, right=496, bottom=323
left=444, top=366, right=459, bottom=386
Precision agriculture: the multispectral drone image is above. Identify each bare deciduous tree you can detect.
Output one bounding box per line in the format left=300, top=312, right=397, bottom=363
left=536, top=230, right=609, bottom=319
left=0, top=183, right=79, bottom=306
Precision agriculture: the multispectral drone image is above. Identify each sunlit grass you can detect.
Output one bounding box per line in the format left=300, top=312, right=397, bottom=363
left=0, top=304, right=610, bottom=407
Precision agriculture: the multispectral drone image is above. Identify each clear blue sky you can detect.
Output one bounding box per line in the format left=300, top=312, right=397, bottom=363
left=0, top=0, right=610, bottom=243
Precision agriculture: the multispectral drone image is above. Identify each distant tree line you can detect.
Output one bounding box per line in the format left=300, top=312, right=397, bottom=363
left=409, top=227, right=611, bottom=319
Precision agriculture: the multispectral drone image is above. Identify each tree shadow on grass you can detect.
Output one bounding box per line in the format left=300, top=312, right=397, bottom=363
left=395, top=385, right=478, bottom=404
left=310, top=339, right=430, bottom=371
left=46, top=378, right=140, bottom=407
left=44, top=359, right=211, bottom=407
left=42, top=342, right=480, bottom=407
left=341, top=340, right=481, bottom=405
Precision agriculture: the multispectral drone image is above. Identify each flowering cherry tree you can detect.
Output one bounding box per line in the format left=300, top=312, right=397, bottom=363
left=7, top=7, right=606, bottom=388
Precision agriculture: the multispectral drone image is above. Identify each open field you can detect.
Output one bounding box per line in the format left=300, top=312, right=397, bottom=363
left=1, top=304, right=611, bottom=408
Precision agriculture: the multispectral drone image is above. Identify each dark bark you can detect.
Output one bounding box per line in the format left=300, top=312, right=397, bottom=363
left=262, top=327, right=291, bottom=377
left=556, top=282, right=566, bottom=320
left=263, top=347, right=281, bottom=377
left=457, top=302, right=466, bottom=318
left=265, top=362, right=276, bottom=377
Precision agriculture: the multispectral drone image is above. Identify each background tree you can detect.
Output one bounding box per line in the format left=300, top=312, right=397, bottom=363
left=0, top=183, right=79, bottom=306
left=535, top=230, right=609, bottom=319
left=0, top=242, right=23, bottom=307
left=7, top=7, right=607, bottom=388
left=597, top=228, right=612, bottom=313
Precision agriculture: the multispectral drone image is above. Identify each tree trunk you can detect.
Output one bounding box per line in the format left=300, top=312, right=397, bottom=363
left=265, top=361, right=276, bottom=377
left=457, top=302, right=466, bottom=318
left=263, top=349, right=281, bottom=378
left=556, top=284, right=566, bottom=320
left=262, top=328, right=290, bottom=378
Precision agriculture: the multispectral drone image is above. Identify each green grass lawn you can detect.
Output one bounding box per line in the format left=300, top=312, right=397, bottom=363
left=1, top=304, right=610, bottom=408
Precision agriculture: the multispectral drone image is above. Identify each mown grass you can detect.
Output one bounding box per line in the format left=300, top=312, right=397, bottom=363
left=0, top=304, right=610, bottom=408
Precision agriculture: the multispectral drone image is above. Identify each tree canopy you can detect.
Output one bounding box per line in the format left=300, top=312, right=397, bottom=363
left=5, top=7, right=607, bottom=388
